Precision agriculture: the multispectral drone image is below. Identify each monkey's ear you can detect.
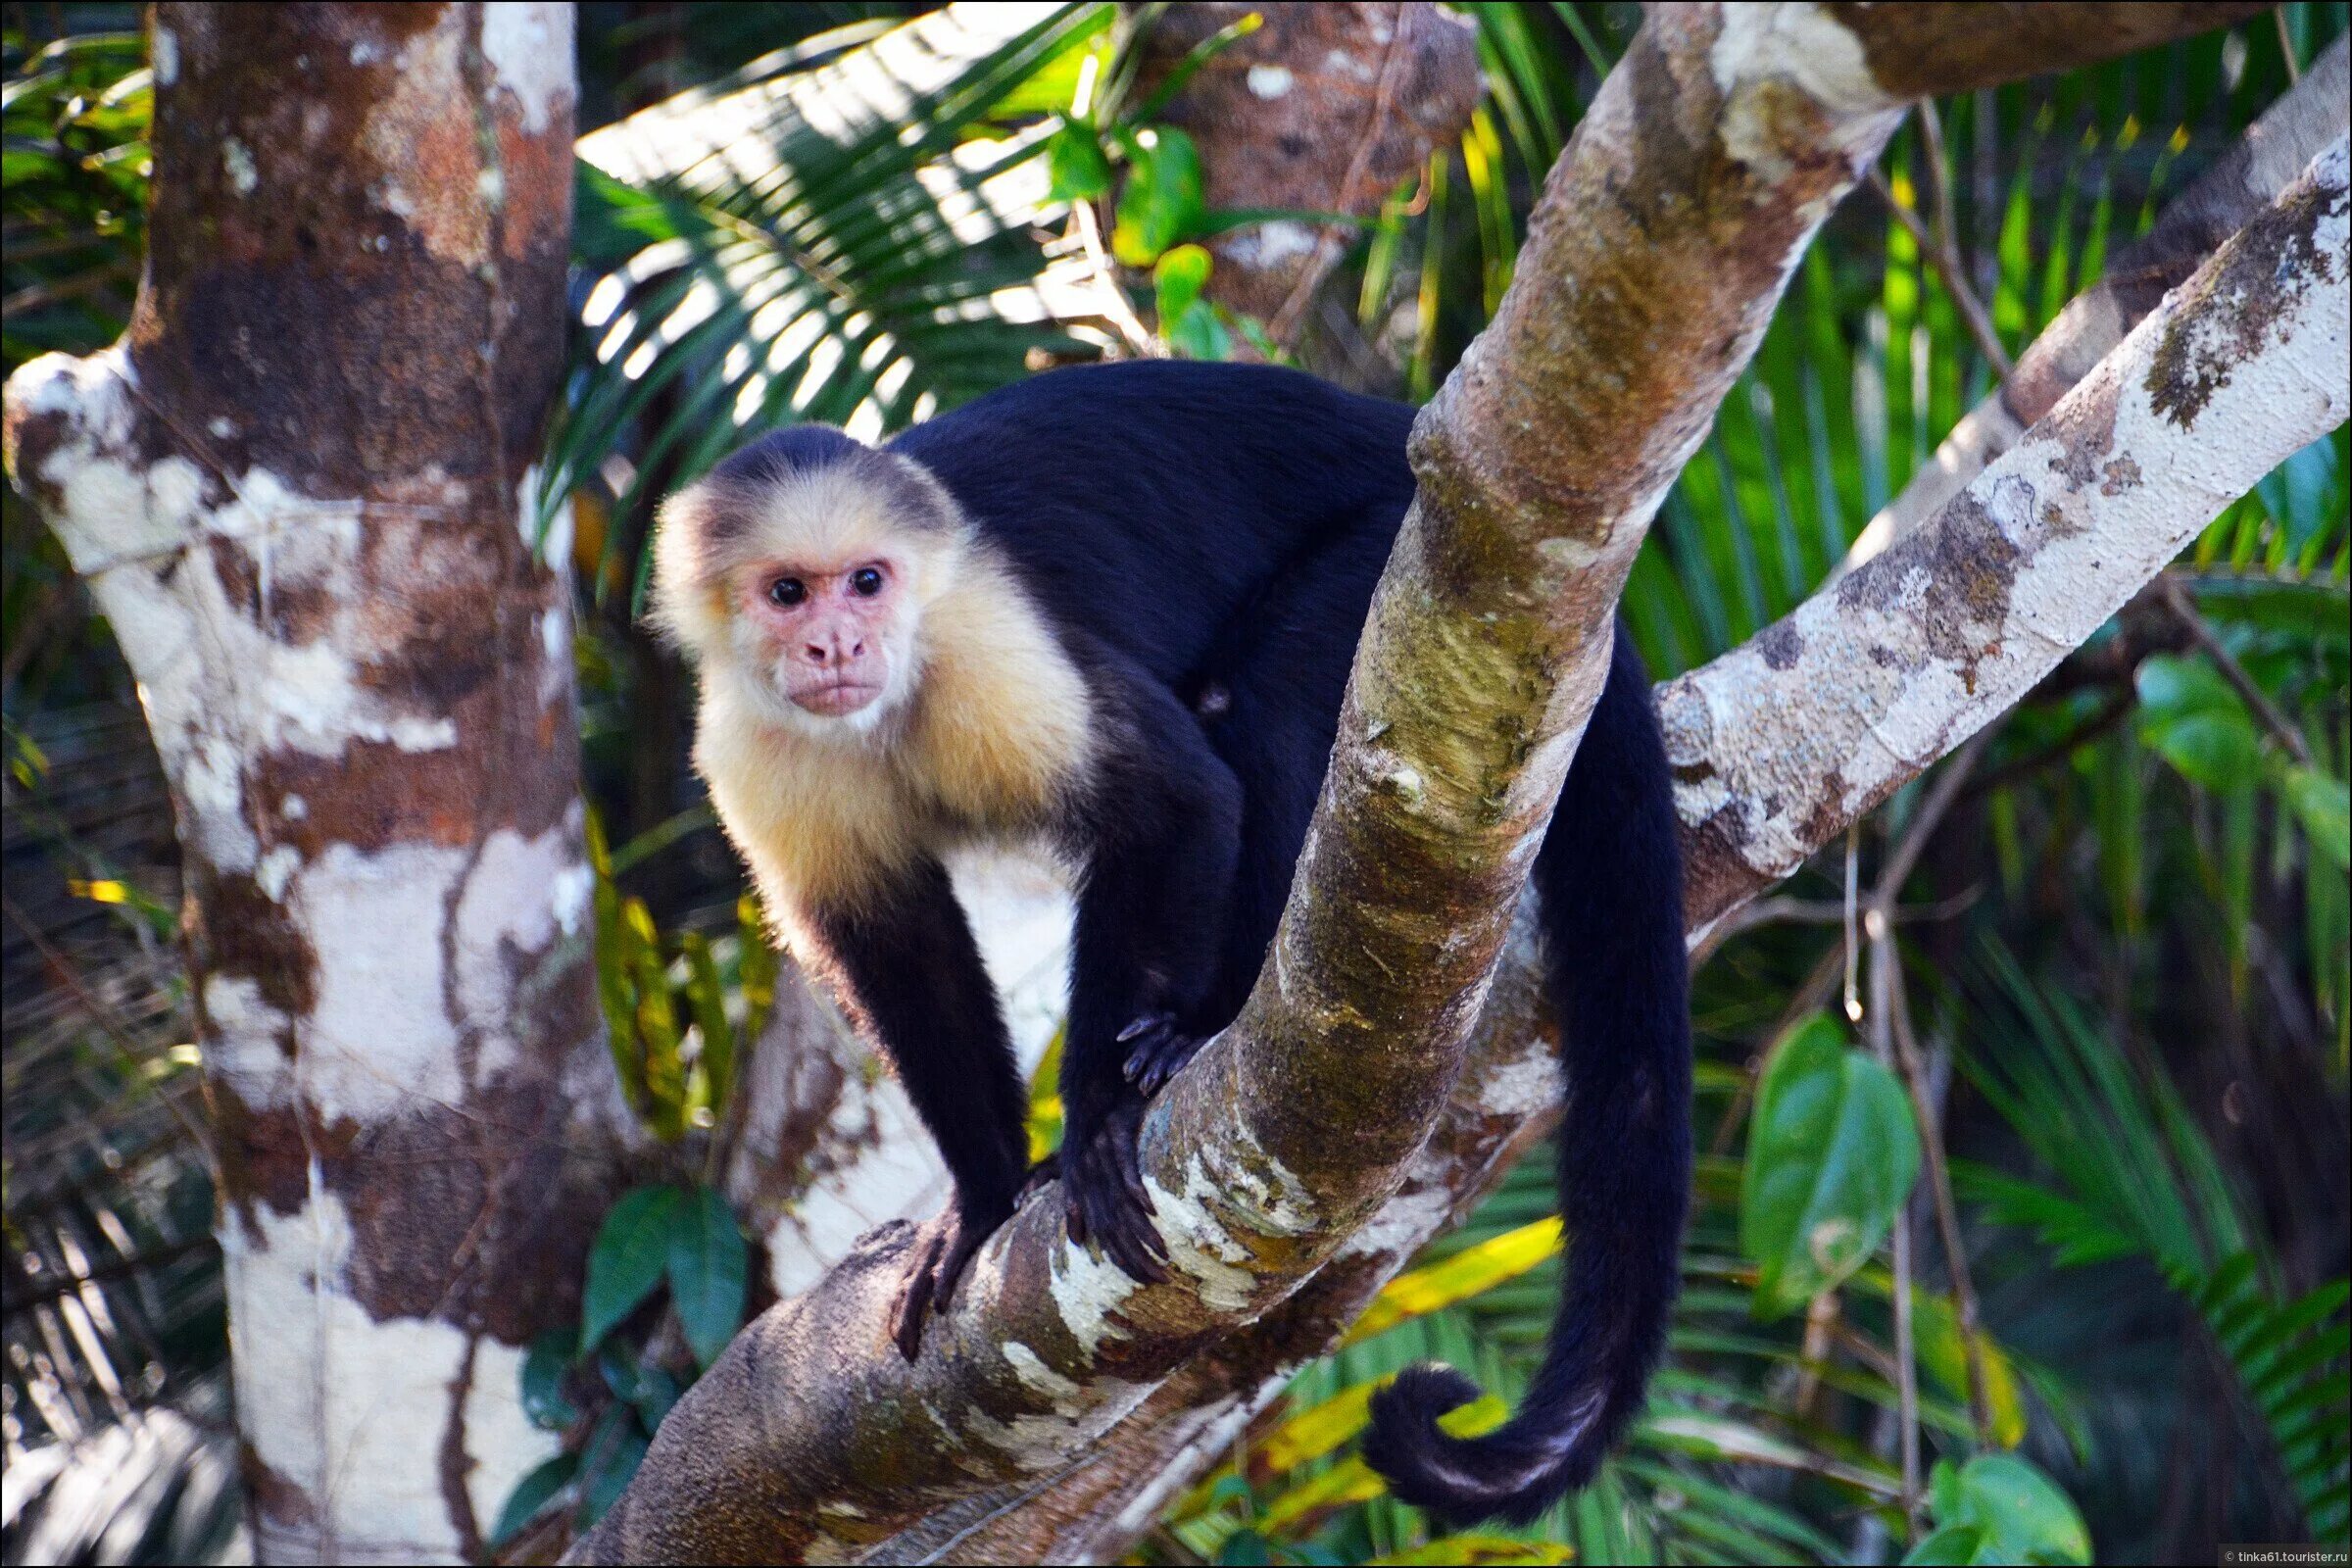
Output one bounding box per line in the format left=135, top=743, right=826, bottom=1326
left=644, top=488, right=736, bottom=656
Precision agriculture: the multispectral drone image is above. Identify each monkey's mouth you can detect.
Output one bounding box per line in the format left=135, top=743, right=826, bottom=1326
left=789, top=680, right=886, bottom=716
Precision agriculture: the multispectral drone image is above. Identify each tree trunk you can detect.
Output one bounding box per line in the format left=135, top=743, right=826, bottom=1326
left=1129, top=1, right=1482, bottom=358
left=1, top=5, right=621, bottom=1561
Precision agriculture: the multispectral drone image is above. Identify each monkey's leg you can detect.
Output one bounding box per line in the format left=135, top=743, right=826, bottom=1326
left=810, top=858, right=1029, bottom=1357
left=1059, top=663, right=1245, bottom=1282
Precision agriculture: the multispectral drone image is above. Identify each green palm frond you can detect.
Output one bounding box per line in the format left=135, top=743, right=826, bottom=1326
left=546, top=2, right=1116, bottom=604
left=1957, top=941, right=2351, bottom=1537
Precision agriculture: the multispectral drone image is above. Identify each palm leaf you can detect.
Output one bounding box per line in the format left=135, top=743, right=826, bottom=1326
left=547, top=2, right=1116, bottom=604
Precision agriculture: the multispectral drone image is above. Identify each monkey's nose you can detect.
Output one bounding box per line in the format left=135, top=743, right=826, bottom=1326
left=803, top=635, right=866, bottom=666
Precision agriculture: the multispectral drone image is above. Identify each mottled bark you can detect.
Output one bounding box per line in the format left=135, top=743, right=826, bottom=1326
left=574, top=7, right=2299, bottom=1564
left=1, top=6, right=617, bottom=1562
left=1130, top=2, right=1481, bottom=350
left=1844, top=30, right=2348, bottom=571
left=1671, top=134, right=2347, bottom=930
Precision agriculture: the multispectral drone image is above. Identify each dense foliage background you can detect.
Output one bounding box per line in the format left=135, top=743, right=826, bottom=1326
left=4, top=4, right=2346, bottom=1563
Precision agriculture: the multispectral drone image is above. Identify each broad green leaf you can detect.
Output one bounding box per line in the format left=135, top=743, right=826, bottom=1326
left=1345, top=1217, right=1563, bottom=1345
left=1165, top=301, right=1234, bottom=361
left=520, top=1329, right=579, bottom=1431
left=487, top=1451, right=576, bottom=1547
left=1740, top=1015, right=1922, bottom=1318
left=1111, top=125, right=1205, bottom=267
left=581, top=1185, right=684, bottom=1352
left=1365, top=1538, right=1574, bottom=1565
left=1902, top=1525, right=1984, bottom=1565
left=2281, top=765, right=2351, bottom=869
left=578, top=1405, right=652, bottom=1528
left=1152, top=244, right=1213, bottom=326
left=1217, top=1530, right=1275, bottom=1567
left=2135, top=653, right=2261, bottom=792
left=1919, top=1454, right=2091, bottom=1565
left=668, top=1184, right=750, bottom=1370
left=1047, top=120, right=1113, bottom=201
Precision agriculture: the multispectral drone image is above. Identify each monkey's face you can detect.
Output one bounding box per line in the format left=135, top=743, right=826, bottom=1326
left=735, top=553, right=909, bottom=722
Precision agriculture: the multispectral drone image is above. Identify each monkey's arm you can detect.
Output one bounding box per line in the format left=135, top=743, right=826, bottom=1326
left=805, top=858, right=1030, bottom=1357
left=1058, top=655, right=1246, bottom=1281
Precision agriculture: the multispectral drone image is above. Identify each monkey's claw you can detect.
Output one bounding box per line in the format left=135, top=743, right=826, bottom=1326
left=888, top=1205, right=997, bottom=1361
left=1061, top=1099, right=1169, bottom=1285
left=1117, top=1012, right=1203, bottom=1097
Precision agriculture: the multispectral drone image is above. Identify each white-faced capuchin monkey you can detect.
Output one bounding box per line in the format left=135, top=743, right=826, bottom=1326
left=649, top=361, right=1690, bottom=1526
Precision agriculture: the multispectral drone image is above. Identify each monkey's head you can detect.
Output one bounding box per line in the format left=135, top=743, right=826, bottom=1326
left=650, top=427, right=965, bottom=735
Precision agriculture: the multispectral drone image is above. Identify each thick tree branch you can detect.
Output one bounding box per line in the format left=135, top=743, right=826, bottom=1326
left=572, top=7, right=2305, bottom=1562
left=929, top=125, right=2350, bottom=1568
left=1845, top=29, right=2348, bottom=568
left=1671, top=133, right=2347, bottom=926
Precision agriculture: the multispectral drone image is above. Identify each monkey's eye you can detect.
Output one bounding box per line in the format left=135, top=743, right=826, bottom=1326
left=767, top=577, right=807, bottom=608
left=849, top=566, right=885, bottom=598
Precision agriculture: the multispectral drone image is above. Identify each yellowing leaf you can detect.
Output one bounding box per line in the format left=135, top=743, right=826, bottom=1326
left=1344, top=1218, right=1563, bottom=1346
left=67, top=878, right=128, bottom=904
left=1256, top=1382, right=1376, bottom=1473
left=1367, top=1537, right=1574, bottom=1565
left=1260, top=1457, right=1383, bottom=1534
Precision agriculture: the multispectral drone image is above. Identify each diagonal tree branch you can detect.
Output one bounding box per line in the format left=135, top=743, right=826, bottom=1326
left=1844, top=29, right=2348, bottom=570
left=569, top=6, right=2294, bottom=1561
left=930, top=125, right=2349, bottom=1566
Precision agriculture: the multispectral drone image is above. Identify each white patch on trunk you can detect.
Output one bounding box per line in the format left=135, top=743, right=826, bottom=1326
left=1708, top=4, right=1890, bottom=117
left=202, top=974, right=294, bottom=1102
left=222, top=1186, right=559, bottom=1556
left=453, top=821, right=590, bottom=1084
left=1144, top=1153, right=1259, bottom=1313
left=480, top=2, right=576, bottom=135
left=1246, top=64, right=1295, bottom=99
left=222, top=139, right=258, bottom=196
left=1337, top=1178, right=1455, bottom=1260
left=1048, top=1235, right=1140, bottom=1358
left=1709, top=5, right=1900, bottom=183
left=20, top=368, right=472, bottom=872
left=287, top=842, right=466, bottom=1118
left=1219, top=220, right=1321, bottom=271
left=1475, top=1041, right=1558, bottom=1116
left=1002, top=1340, right=1084, bottom=1404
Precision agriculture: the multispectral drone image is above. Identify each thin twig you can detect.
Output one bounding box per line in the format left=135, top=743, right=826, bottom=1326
left=1266, top=1, right=1419, bottom=347
left=1884, top=952, right=1995, bottom=1443
left=1696, top=888, right=1984, bottom=949
left=1964, top=691, right=2134, bottom=799
left=2276, top=8, right=2302, bottom=83
left=1, top=893, right=215, bottom=1160
left=1707, top=940, right=1846, bottom=1157
left=2160, top=576, right=2314, bottom=764
left=1869, top=107, right=2014, bottom=388
left=1072, top=193, right=1160, bottom=357
left=1864, top=737, right=1995, bottom=1454
left=1867, top=916, right=1923, bottom=1530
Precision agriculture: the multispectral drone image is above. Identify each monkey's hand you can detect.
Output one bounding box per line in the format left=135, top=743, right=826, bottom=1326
left=1117, top=1011, right=1205, bottom=1098
left=887, top=1201, right=1002, bottom=1361
left=1061, top=1095, right=1169, bottom=1284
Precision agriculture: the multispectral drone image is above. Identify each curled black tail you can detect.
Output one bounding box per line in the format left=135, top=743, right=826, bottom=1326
left=1361, top=626, right=1691, bottom=1527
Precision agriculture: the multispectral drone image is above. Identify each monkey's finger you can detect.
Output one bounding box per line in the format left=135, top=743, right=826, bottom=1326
left=1115, top=1012, right=1171, bottom=1045
left=890, top=1231, right=944, bottom=1361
